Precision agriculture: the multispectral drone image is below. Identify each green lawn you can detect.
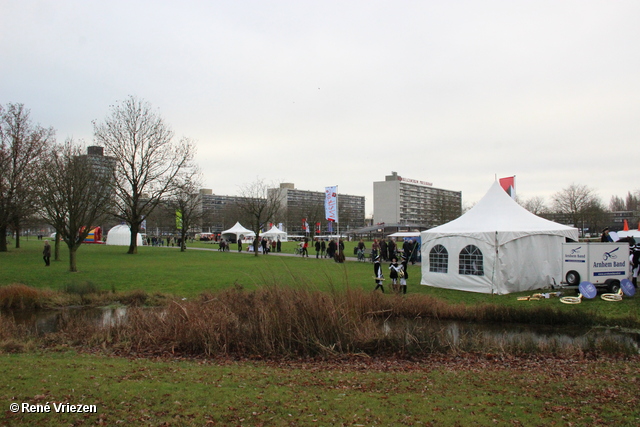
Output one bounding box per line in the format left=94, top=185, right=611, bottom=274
left=2, top=239, right=640, bottom=323
left=1, top=351, right=638, bottom=426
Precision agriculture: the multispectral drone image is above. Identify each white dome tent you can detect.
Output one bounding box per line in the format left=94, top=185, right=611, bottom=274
left=421, top=181, right=579, bottom=295
left=106, top=225, right=144, bottom=246
left=221, top=222, right=255, bottom=243
left=260, top=225, right=287, bottom=242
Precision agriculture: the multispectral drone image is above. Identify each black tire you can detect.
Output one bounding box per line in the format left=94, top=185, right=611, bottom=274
left=565, top=270, right=581, bottom=286
left=606, top=279, right=621, bottom=294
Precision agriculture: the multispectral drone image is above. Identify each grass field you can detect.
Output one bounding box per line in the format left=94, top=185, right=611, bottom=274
left=2, top=351, right=639, bottom=426
left=1, top=239, right=640, bottom=425
left=2, top=239, right=640, bottom=323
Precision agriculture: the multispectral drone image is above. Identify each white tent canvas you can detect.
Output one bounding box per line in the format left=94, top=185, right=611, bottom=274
left=221, top=222, right=255, bottom=243
left=261, top=225, right=287, bottom=241
left=421, top=181, right=579, bottom=295
left=106, top=225, right=143, bottom=246
left=616, top=230, right=640, bottom=240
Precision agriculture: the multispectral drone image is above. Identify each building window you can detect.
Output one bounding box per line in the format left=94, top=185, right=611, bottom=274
left=429, top=245, right=448, bottom=273
left=459, top=245, right=484, bottom=276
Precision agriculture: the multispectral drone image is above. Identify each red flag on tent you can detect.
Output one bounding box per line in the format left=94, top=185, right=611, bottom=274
left=499, top=176, right=516, bottom=199
left=623, top=219, right=629, bottom=231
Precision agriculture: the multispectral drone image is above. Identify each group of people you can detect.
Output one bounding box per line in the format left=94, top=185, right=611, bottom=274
left=373, top=253, right=410, bottom=294
left=370, top=237, right=419, bottom=264
left=145, top=235, right=186, bottom=247
left=296, top=237, right=345, bottom=262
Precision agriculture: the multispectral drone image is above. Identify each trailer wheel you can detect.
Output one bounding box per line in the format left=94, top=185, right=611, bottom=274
left=606, top=279, right=621, bottom=294
left=565, top=270, right=580, bottom=286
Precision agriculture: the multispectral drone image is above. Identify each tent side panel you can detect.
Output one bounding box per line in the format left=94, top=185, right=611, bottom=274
left=420, top=236, right=494, bottom=294
left=495, top=235, right=564, bottom=294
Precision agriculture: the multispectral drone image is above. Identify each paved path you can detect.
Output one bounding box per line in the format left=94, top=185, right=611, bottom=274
left=176, top=244, right=422, bottom=266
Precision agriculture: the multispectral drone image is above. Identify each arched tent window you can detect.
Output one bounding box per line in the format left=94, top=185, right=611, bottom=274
left=459, top=245, right=484, bottom=276
left=429, top=245, right=448, bottom=273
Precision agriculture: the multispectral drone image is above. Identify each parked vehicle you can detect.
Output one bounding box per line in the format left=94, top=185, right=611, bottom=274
left=562, top=242, right=629, bottom=293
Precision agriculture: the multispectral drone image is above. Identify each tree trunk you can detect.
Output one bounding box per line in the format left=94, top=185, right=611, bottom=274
left=180, top=228, right=187, bottom=252
left=69, top=245, right=78, bottom=272
left=0, top=225, right=7, bottom=252
left=128, top=223, right=139, bottom=254
left=14, top=226, right=20, bottom=249
left=54, top=233, right=61, bottom=261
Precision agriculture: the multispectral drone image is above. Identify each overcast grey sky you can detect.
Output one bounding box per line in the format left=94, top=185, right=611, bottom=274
left=2, top=0, right=639, bottom=216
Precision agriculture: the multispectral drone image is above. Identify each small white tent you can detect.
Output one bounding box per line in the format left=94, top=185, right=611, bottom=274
left=421, top=181, right=579, bottom=295
left=261, top=225, right=287, bottom=241
left=221, top=222, right=255, bottom=243
left=106, top=225, right=144, bottom=246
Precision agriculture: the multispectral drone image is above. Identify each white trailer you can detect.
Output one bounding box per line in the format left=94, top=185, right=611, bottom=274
left=562, top=242, right=630, bottom=293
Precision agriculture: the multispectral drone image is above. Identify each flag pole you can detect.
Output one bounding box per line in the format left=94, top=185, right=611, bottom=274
left=336, top=186, right=340, bottom=257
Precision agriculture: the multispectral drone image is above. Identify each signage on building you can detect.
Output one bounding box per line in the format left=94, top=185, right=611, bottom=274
left=398, top=176, right=432, bottom=186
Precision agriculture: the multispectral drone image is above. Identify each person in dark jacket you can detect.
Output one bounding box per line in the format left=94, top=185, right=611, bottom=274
left=389, top=257, right=401, bottom=293
left=600, top=227, right=613, bottom=242
left=43, top=240, right=51, bottom=266
left=380, top=239, right=388, bottom=261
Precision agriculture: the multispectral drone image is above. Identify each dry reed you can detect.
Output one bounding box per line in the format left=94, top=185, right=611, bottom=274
left=2, top=285, right=634, bottom=357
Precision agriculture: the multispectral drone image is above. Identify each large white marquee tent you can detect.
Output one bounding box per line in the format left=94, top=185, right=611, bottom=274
left=420, top=181, right=579, bottom=295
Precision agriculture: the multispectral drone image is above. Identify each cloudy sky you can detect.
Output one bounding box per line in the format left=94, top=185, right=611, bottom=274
left=2, top=1, right=639, bottom=216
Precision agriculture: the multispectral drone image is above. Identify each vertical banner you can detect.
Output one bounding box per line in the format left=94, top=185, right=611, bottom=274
left=302, top=218, right=309, bottom=234
left=176, top=210, right=183, bottom=230
left=315, top=222, right=321, bottom=235
left=499, top=176, right=516, bottom=199
left=327, top=221, right=333, bottom=233
left=325, top=186, right=338, bottom=222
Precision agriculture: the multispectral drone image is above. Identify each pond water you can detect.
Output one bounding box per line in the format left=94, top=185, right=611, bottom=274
left=3, top=306, right=128, bottom=335
left=382, top=319, right=640, bottom=354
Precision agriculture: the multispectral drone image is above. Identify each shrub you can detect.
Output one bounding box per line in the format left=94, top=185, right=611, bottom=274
left=0, top=284, right=52, bottom=310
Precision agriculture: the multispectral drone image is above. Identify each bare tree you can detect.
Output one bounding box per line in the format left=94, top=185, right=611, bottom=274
left=609, top=195, right=626, bottom=212
left=552, top=183, right=601, bottom=235
left=168, top=167, right=203, bottom=252
left=521, top=195, right=548, bottom=215
left=0, top=103, right=54, bottom=251
left=37, top=140, right=113, bottom=272
left=93, top=96, right=195, bottom=254
left=237, top=179, right=281, bottom=256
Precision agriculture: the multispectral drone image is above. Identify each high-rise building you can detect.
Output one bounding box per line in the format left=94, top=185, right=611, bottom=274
left=269, top=183, right=365, bottom=235
left=82, top=146, right=116, bottom=181
left=373, top=172, right=461, bottom=228
left=198, top=189, right=248, bottom=233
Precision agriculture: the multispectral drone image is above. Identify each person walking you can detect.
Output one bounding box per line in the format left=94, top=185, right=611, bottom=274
left=371, top=239, right=380, bottom=262
left=373, top=255, right=385, bottom=293
left=399, top=254, right=409, bottom=294
left=43, top=240, right=51, bottom=266
left=320, top=239, right=326, bottom=258
left=389, top=257, right=401, bottom=293
left=315, top=238, right=321, bottom=258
